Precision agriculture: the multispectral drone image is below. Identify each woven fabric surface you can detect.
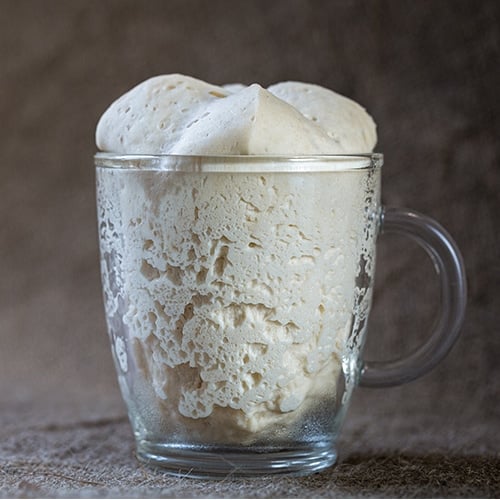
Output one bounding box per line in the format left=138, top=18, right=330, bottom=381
left=1, top=397, right=499, bottom=498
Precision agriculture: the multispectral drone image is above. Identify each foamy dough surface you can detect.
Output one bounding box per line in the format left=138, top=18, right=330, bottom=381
left=268, top=82, right=377, bottom=153
left=96, top=74, right=378, bottom=441
left=97, top=167, right=378, bottom=441
left=96, top=74, right=377, bottom=154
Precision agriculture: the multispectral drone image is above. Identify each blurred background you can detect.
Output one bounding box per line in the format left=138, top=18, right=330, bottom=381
left=0, top=0, right=498, bottom=450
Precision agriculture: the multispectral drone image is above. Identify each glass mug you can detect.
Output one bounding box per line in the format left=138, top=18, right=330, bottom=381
left=95, top=153, right=466, bottom=478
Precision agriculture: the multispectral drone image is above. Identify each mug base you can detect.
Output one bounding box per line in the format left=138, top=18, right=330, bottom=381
left=136, top=440, right=337, bottom=478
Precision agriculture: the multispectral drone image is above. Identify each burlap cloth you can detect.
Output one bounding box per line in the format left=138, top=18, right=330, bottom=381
left=1, top=392, right=499, bottom=498
left=1, top=0, right=499, bottom=497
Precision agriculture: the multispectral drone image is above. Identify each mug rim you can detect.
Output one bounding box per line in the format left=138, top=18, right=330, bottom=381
left=94, top=152, right=383, bottom=173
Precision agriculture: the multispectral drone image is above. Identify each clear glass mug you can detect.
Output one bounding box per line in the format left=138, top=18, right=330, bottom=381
left=95, top=153, right=466, bottom=478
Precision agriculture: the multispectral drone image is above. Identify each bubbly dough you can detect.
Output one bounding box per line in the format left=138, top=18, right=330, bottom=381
left=97, top=166, right=379, bottom=441
left=96, top=74, right=230, bottom=154
left=268, top=81, right=377, bottom=153
left=96, top=74, right=379, bottom=442
left=96, top=74, right=376, bottom=155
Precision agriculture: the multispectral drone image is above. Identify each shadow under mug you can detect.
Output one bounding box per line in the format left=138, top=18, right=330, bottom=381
left=95, top=153, right=466, bottom=478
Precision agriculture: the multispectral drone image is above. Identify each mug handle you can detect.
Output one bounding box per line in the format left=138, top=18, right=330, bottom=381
left=360, top=207, right=467, bottom=387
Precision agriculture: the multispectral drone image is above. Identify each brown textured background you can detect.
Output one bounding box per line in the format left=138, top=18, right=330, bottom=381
left=1, top=0, right=499, bottom=497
